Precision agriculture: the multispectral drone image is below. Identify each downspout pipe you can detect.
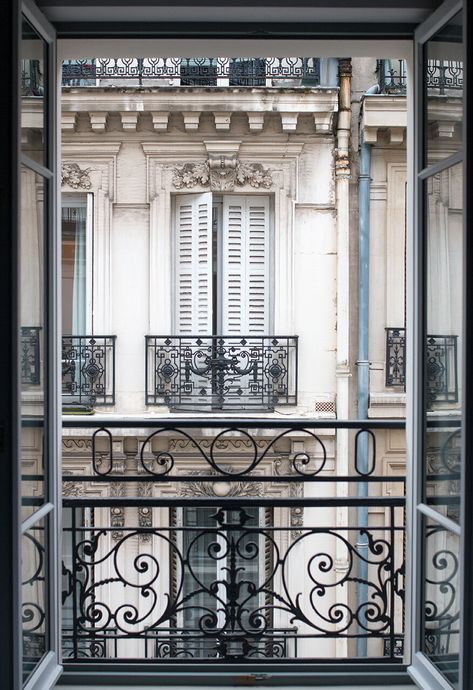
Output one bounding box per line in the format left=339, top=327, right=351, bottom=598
left=356, top=118, right=372, bottom=658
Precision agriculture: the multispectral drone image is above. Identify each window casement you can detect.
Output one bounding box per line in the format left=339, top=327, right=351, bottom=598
left=173, top=192, right=271, bottom=336
left=61, top=194, right=93, bottom=336
left=61, top=194, right=116, bottom=408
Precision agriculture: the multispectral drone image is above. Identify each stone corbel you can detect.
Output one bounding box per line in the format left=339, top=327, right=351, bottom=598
left=281, top=113, right=299, bottom=132
left=62, top=112, right=77, bottom=132
left=151, top=111, right=169, bottom=131
left=182, top=112, right=201, bottom=130
left=120, top=111, right=139, bottom=131
left=429, top=120, right=456, bottom=139
left=89, top=111, right=108, bottom=132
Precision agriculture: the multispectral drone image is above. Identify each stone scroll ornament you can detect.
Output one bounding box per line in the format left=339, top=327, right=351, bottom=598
left=61, top=162, right=92, bottom=189
left=173, top=155, right=272, bottom=191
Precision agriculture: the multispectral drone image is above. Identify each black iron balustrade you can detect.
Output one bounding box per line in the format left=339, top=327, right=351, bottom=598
left=61, top=417, right=406, bottom=665
left=62, top=335, right=116, bottom=407
left=21, top=60, right=44, bottom=96
left=21, top=327, right=41, bottom=386
left=145, top=335, right=298, bottom=410
left=385, top=328, right=458, bottom=405
left=377, top=59, right=463, bottom=95
left=61, top=57, right=321, bottom=87
left=62, top=626, right=297, bottom=660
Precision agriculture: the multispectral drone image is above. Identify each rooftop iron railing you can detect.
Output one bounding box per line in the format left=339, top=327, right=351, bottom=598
left=377, top=59, right=463, bottom=95
left=61, top=57, right=323, bottom=87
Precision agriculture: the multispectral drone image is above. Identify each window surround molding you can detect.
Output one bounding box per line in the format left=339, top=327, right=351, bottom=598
left=61, top=142, right=121, bottom=334
left=142, top=140, right=303, bottom=336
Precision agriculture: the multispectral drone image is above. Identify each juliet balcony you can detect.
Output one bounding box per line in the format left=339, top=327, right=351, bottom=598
left=385, top=327, right=459, bottom=406
left=145, top=335, right=298, bottom=410
left=62, top=335, right=117, bottom=408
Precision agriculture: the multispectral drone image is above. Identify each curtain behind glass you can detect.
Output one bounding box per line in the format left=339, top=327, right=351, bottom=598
left=61, top=205, right=86, bottom=335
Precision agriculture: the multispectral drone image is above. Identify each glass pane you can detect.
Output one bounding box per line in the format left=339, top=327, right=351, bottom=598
left=20, top=167, right=45, bottom=518
left=22, top=517, right=48, bottom=683
left=61, top=202, right=87, bottom=335
left=21, top=17, right=46, bottom=165
left=422, top=518, right=460, bottom=688
left=425, top=10, right=463, bottom=167
left=424, top=163, right=462, bottom=522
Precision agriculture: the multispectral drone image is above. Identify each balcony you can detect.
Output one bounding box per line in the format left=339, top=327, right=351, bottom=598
left=62, top=335, right=116, bottom=408
left=59, top=417, right=407, bottom=664
left=385, top=328, right=459, bottom=405
left=376, top=58, right=463, bottom=95
left=145, top=335, right=298, bottom=410
left=21, top=326, right=42, bottom=386
left=61, top=57, right=323, bottom=88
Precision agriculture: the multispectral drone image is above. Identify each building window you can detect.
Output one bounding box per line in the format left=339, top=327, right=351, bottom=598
left=61, top=195, right=92, bottom=335
left=173, top=193, right=271, bottom=335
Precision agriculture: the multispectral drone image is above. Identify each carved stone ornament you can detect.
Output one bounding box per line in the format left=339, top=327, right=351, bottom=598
left=172, top=156, right=272, bottom=192
left=179, top=471, right=264, bottom=498
left=62, top=162, right=92, bottom=190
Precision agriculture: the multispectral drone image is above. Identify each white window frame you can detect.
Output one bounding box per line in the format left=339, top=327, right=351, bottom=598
left=61, top=192, right=93, bottom=335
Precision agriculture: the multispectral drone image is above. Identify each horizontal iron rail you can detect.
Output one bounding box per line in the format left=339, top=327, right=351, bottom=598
left=60, top=473, right=407, bottom=483
left=63, top=496, right=405, bottom=508
left=62, top=417, right=406, bottom=429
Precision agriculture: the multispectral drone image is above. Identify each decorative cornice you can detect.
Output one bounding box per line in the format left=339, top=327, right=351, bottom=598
left=62, top=162, right=92, bottom=189
left=172, top=156, right=273, bottom=192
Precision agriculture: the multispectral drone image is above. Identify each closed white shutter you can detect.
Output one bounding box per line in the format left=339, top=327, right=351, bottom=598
left=221, top=195, right=270, bottom=334
left=174, top=193, right=213, bottom=334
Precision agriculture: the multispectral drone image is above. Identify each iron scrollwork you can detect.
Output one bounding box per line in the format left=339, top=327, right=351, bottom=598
left=62, top=335, right=116, bottom=407
left=145, top=335, right=298, bottom=410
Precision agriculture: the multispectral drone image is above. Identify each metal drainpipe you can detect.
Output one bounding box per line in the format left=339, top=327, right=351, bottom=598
left=356, top=111, right=372, bottom=658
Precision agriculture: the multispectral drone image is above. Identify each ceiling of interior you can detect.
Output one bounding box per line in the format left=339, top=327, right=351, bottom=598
left=36, top=0, right=443, bottom=27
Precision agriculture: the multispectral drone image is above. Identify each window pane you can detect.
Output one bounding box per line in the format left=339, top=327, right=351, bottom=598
left=422, top=518, right=460, bottom=688
left=22, top=517, right=48, bottom=683
left=20, top=167, right=46, bottom=518
left=21, top=17, right=46, bottom=166
left=424, top=163, right=462, bottom=522
left=425, top=11, right=463, bottom=167
left=61, top=203, right=87, bottom=335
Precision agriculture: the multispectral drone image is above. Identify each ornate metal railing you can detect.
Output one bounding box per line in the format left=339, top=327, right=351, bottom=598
left=62, top=626, right=298, bottom=660
left=61, top=417, right=406, bottom=665
left=377, top=59, right=463, bottom=95
left=61, top=57, right=322, bottom=87
left=385, top=328, right=458, bottom=405
left=62, top=335, right=116, bottom=407
left=21, top=60, right=44, bottom=96
left=145, top=335, right=298, bottom=410
left=21, top=327, right=41, bottom=386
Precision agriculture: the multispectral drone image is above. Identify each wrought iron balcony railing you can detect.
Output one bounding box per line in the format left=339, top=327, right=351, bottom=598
left=21, top=327, right=41, bottom=386
left=62, top=335, right=116, bottom=407
left=376, top=59, right=463, bottom=95
left=145, top=335, right=298, bottom=410
left=61, top=57, right=322, bottom=87
left=59, top=417, right=408, bottom=665
left=385, top=328, right=459, bottom=405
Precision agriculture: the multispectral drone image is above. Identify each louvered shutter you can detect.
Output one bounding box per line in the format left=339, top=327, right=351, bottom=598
left=174, top=193, right=213, bottom=334
left=221, top=196, right=270, bottom=334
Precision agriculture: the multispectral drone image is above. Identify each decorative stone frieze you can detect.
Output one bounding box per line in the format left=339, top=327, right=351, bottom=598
left=138, top=482, right=153, bottom=542
left=110, top=482, right=125, bottom=541
left=172, top=156, right=273, bottom=191
left=61, top=162, right=92, bottom=189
